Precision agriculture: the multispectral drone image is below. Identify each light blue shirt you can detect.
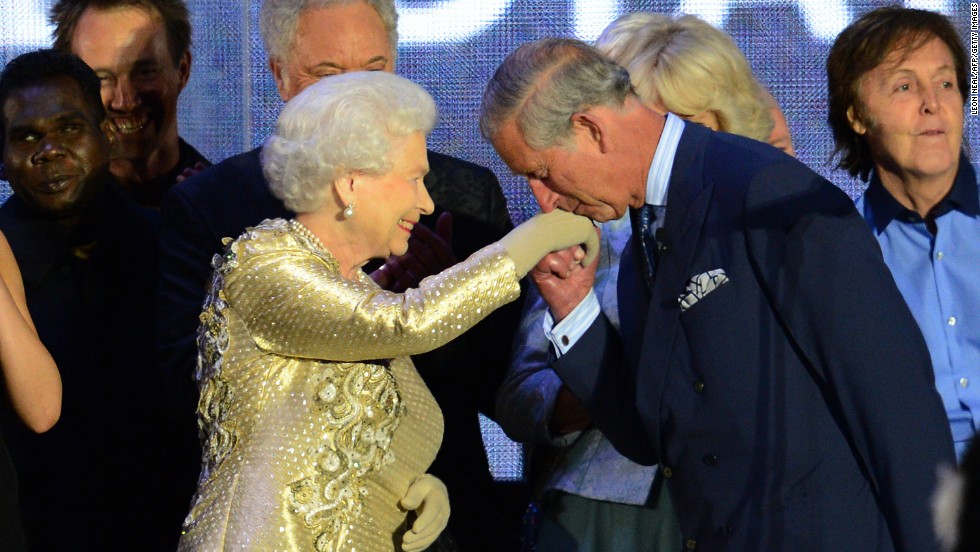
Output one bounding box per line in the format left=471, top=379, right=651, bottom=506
left=855, top=155, right=980, bottom=461
left=545, top=113, right=685, bottom=353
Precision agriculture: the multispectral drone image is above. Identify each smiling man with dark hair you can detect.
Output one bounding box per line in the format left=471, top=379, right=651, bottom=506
left=50, top=0, right=209, bottom=207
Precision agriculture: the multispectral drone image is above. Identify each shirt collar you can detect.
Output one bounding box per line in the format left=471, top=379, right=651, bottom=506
left=944, top=155, right=980, bottom=216
left=0, top=180, right=121, bottom=288
left=864, top=152, right=979, bottom=233
left=645, top=113, right=685, bottom=207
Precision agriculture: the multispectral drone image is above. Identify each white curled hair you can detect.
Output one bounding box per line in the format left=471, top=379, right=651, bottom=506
left=261, top=71, right=436, bottom=213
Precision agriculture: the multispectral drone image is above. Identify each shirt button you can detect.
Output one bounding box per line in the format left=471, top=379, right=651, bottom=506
left=936, top=251, right=944, bottom=260
left=961, top=378, right=970, bottom=389
left=703, top=454, right=718, bottom=466
left=662, top=466, right=673, bottom=478
left=685, top=539, right=698, bottom=550
left=948, top=316, right=957, bottom=326
left=561, top=335, right=569, bottom=346
left=693, top=380, right=705, bottom=394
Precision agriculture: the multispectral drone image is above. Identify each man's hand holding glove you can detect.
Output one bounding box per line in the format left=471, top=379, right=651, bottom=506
left=499, top=210, right=598, bottom=277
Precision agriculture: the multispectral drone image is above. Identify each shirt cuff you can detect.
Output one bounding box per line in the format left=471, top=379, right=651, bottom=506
left=543, top=290, right=600, bottom=357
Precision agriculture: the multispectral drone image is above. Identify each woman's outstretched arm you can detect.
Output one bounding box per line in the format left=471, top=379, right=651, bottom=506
left=0, top=231, right=61, bottom=433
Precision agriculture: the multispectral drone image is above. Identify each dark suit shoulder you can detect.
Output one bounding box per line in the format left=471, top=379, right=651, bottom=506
left=161, top=147, right=290, bottom=242
left=696, top=131, right=854, bottom=230
left=168, top=147, right=263, bottom=203
left=426, top=149, right=496, bottom=180
left=424, top=150, right=511, bottom=235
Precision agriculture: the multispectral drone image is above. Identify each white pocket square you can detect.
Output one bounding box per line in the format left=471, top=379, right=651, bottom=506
left=678, top=269, right=729, bottom=312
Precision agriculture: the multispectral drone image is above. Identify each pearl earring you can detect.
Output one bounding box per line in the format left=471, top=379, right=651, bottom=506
left=343, top=202, right=355, bottom=218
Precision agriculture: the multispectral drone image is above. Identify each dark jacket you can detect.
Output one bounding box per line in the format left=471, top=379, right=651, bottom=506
left=0, top=181, right=174, bottom=550
left=555, top=123, right=955, bottom=551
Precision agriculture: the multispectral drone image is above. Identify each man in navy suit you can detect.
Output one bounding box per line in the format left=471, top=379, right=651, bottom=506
left=481, top=38, right=955, bottom=551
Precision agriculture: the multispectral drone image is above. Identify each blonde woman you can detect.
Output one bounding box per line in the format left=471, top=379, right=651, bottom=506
left=596, top=12, right=795, bottom=155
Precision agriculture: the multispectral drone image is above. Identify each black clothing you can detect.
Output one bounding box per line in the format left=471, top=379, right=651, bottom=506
left=126, top=138, right=210, bottom=208
left=0, top=182, right=174, bottom=550
left=0, top=425, right=26, bottom=551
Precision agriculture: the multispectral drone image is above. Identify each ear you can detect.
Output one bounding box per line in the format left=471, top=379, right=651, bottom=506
left=176, top=50, right=192, bottom=91
left=269, top=57, right=290, bottom=102
left=571, top=111, right=607, bottom=153
left=332, top=173, right=356, bottom=206
left=847, top=105, right=867, bottom=135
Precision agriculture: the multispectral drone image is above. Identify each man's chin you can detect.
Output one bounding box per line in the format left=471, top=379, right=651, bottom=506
left=111, top=141, right=149, bottom=162
left=572, top=206, right=617, bottom=223
left=31, top=195, right=89, bottom=220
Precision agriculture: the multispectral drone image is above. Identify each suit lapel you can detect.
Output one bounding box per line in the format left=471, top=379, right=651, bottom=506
left=634, top=123, right=716, bottom=437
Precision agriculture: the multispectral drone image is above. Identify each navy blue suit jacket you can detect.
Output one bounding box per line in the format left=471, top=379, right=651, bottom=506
left=554, top=123, right=955, bottom=551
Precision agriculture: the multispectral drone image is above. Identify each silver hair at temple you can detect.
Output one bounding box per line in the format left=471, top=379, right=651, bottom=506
left=479, top=38, right=632, bottom=149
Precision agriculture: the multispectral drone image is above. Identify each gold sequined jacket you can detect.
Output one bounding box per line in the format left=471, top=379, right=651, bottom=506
left=179, top=218, right=521, bottom=551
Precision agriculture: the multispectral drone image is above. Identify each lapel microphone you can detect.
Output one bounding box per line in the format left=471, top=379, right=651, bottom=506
left=654, top=228, right=669, bottom=254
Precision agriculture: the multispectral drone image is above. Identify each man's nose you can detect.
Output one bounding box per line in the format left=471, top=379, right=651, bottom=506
left=920, top=84, right=940, bottom=114
left=32, top=138, right=66, bottom=164
left=529, top=178, right=561, bottom=213
left=107, top=76, right=140, bottom=112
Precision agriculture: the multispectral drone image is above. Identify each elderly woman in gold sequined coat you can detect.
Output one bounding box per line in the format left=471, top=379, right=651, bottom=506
left=178, top=71, right=597, bottom=552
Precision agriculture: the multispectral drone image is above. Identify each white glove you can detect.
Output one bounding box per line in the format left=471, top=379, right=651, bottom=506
left=498, top=210, right=599, bottom=277
left=400, top=474, right=450, bottom=552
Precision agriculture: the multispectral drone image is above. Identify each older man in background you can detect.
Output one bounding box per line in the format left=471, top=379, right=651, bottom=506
left=159, top=1, right=524, bottom=548
left=828, top=7, right=979, bottom=462
left=50, top=0, right=209, bottom=207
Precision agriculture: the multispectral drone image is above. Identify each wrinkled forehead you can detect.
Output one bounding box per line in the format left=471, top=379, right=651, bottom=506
left=289, top=4, right=394, bottom=59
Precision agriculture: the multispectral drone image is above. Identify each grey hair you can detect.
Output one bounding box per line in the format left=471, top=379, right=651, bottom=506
left=595, top=12, right=772, bottom=142
left=480, top=38, right=632, bottom=149
left=259, top=0, right=398, bottom=64
left=262, top=71, right=436, bottom=213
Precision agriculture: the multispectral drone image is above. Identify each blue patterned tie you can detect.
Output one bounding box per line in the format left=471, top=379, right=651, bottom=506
left=631, top=204, right=665, bottom=288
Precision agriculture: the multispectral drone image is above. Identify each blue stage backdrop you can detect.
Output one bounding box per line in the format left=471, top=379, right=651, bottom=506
left=1, top=0, right=976, bottom=480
